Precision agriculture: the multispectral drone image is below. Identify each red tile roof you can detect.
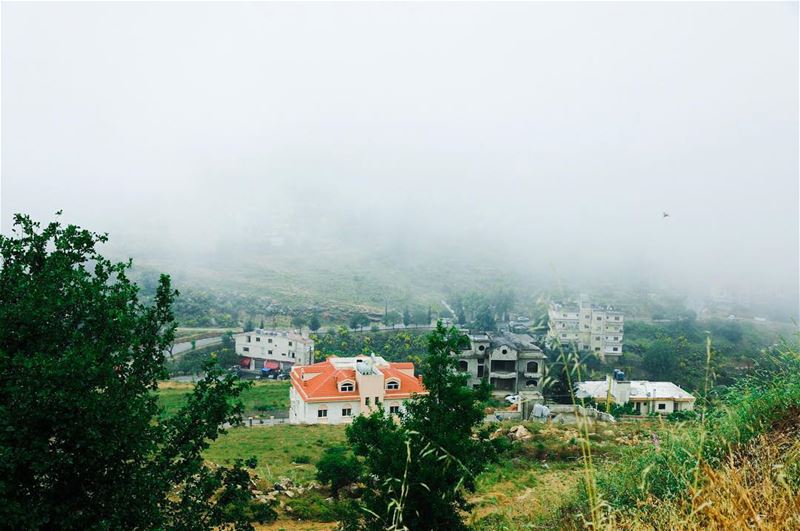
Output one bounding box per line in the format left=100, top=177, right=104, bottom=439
left=291, top=358, right=426, bottom=403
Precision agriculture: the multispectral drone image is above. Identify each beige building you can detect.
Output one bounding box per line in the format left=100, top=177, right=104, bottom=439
left=458, top=332, right=547, bottom=396
left=575, top=376, right=695, bottom=415
left=234, top=329, right=314, bottom=371
left=289, top=355, right=426, bottom=424
left=548, top=301, right=624, bottom=360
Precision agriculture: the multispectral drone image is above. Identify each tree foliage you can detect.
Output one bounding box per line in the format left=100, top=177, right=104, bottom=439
left=315, top=446, right=362, bottom=497
left=0, top=214, right=274, bottom=530
left=349, top=313, right=370, bottom=331
left=342, top=322, right=494, bottom=530
left=308, top=313, right=322, bottom=332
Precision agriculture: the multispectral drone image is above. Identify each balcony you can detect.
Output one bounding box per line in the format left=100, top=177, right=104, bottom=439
left=489, top=371, right=516, bottom=379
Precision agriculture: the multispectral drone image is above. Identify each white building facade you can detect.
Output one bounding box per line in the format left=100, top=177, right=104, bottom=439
left=289, top=355, right=426, bottom=425
left=234, top=329, right=314, bottom=370
left=548, top=301, right=624, bottom=360
left=575, top=377, right=695, bottom=415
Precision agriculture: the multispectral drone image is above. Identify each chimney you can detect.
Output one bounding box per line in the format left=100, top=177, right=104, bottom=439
left=610, top=375, right=631, bottom=404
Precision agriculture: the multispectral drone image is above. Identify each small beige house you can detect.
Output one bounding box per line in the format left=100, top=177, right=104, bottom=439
left=575, top=377, right=695, bottom=415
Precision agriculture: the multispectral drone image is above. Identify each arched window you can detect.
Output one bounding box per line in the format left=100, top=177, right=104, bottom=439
left=526, top=379, right=538, bottom=387
left=458, top=360, right=469, bottom=372
left=478, top=345, right=485, bottom=351
left=386, top=379, right=400, bottom=390
left=501, top=348, right=508, bottom=355
left=339, top=381, right=354, bottom=392
left=526, top=361, right=539, bottom=373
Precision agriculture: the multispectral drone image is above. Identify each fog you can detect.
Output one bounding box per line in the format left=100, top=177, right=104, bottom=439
left=2, top=2, right=798, bottom=313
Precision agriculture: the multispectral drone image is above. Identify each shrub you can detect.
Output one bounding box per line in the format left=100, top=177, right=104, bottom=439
left=315, top=446, right=361, bottom=496
left=286, top=490, right=340, bottom=521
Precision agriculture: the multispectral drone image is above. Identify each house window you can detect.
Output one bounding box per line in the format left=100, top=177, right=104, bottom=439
left=612, top=347, right=619, bottom=352
left=491, top=360, right=515, bottom=372
left=291, top=352, right=295, bottom=358
left=242, top=347, right=249, bottom=352
left=289, top=341, right=293, bottom=346
left=526, top=379, right=538, bottom=387
left=615, top=316, right=620, bottom=321
left=478, top=345, right=485, bottom=351
left=526, top=361, right=539, bottom=373
left=246, top=335, right=251, bottom=343
left=501, top=348, right=508, bottom=354
left=596, top=316, right=602, bottom=321
left=595, top=347, right=600, bottom=352
left=342, top=408, right=352, bottom=417
left=317, top=409, right=328, bottom=418
left=268, top=350, right=272, bottom=354
left=658, top=403, right=666, bottom=410
left=386, top=379, right=400, bottom=390
left=389, top=406, right=400, bottom=415
left=365, top=397, right=370, bottom=406
left=457, top=360, right=468, bottom=372
left=340, top=382, right=354, bottom=392
left=268, top=338, right=272, bottom=343
left=256, top=337, right=261, bottom=342
left=477, top=365, right=484, bottom=378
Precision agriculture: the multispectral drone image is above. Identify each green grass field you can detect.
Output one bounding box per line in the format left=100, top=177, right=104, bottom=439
left=156, top=380, right=291, bottom=418
left=205, top=425, right=348, bottom=485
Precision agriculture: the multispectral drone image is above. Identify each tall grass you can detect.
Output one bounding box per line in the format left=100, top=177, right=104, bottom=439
left=532, top=313, right=800, bottom=531
left=569, top=337, right=800, bottom=529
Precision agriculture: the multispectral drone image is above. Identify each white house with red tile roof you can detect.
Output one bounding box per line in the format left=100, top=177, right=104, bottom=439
left=289, top=354, right=426, bottom=424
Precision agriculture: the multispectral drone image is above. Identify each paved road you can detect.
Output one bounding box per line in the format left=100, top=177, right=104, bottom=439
left=168, top=321, right=445, bottom=358
left=170, top=336, right=224, bottom=356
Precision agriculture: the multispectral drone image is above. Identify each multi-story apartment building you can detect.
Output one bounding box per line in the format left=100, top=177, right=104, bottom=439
left=234, top=329, right=314, bottom=371
left=289, top=355, right=425, bottom=424
left=548, top=301, right=624, bottom=360
left=458, top=332, right=547, bottom=395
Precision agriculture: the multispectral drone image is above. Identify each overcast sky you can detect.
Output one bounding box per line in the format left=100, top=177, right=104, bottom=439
left=2, top=2, right=798, bottom=305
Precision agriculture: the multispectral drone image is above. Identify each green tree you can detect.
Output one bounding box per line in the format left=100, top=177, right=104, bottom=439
left=474, top=305, right=496, bottom=332
left=349, top=313, right=370, bottom=331
left=243, top=317, right=255, bottom=332
left=403, top=307, right=412, bottom=327
left=343, top=322, right=493, bottom=530
left=315, top=446, right=362, bottom=497
left=291, top=315, right=306, bottom=331
left=308, top=313, right=322, bottom=332
left=0, top=214, right=274, bottom=530
left=259, top=318, right=265, bottom=329
left=456, top=306, right=467, bottom=325
left=643, top=337, right=680, bottom=381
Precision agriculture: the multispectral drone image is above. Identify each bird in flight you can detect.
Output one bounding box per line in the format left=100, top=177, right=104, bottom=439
left=662, top=211, right=670, bottom=218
